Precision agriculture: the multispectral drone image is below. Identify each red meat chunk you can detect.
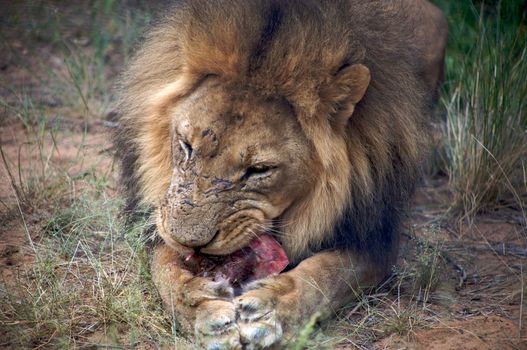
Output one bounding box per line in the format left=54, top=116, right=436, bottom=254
left=182, top=234, right=289, bottom=285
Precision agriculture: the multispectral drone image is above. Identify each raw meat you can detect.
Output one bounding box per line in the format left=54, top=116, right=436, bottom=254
left=182, top=234, right=289, bottom=285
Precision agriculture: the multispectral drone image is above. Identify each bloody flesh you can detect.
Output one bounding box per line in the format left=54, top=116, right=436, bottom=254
left=183, top=234, right=289, bottom=285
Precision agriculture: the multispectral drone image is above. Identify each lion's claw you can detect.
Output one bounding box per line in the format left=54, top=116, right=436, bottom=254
left=235, top=295, right=283, bottom=349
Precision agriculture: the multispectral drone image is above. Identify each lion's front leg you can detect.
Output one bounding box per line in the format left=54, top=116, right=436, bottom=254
left=152, top=244, right=242, bottom=349
left=234, top=250, right=388, bottom=349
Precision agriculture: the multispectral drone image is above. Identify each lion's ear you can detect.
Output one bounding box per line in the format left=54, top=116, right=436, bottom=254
left=320, top=64, right=370, bottom=129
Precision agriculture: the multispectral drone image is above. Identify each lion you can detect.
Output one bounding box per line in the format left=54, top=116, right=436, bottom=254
left=114, top=0, right=447, bottom=348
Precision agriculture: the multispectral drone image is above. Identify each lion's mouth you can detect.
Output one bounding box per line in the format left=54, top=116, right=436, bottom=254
left=182, top=234, right=289, bottom=286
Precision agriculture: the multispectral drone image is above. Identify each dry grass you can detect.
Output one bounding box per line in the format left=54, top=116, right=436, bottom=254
left=0, top=120, right=190, bottom=347
left=434, top=0, right=527, bottom=222
left=0, top=1, right=186, bottom=348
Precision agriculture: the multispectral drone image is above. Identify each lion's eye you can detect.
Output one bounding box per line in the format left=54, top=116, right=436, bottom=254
left=242, top=164, right=276, bottom=181
left=179, top=140, right=193, bottom=162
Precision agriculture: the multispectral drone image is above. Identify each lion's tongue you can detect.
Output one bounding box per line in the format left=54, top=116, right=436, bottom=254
left=214, top=234, right=289, bottom=284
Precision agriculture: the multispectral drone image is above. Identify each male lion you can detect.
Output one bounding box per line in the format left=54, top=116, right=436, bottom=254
left=114, top=0, right=447, bottom=348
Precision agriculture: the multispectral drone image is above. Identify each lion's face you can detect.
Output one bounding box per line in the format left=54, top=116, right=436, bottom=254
left=158, top=79, right=314, bottom=255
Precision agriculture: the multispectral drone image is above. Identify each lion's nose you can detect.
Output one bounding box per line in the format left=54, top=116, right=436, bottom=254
left=169, top=202, right=217, bottom=247
left=174, top=229, right=219, bottom=248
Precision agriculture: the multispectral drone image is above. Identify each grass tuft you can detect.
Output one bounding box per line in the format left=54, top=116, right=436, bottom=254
left=435, top=0, right=527, bottom=220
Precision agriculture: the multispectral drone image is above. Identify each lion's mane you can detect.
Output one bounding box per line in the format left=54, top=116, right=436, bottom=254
left=114, top=0, right=431, bottom=265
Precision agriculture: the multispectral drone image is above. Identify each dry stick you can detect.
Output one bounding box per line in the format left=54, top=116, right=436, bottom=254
left=520, top=265, right=524, bottom=339
left=444, top=241, right=527, bottom=257
left=0, top=143, right=24, bottom=203
left=0, top=145, right=39, bottom=260
left=0, top=197, right=10, bottom=211
left=345, top=293, right=389, bottom=319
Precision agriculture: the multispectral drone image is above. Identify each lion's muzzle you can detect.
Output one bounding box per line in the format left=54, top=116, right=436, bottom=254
left=161, top=197, right=225, bottom=248
left=160, top=174, right=233, bottom=248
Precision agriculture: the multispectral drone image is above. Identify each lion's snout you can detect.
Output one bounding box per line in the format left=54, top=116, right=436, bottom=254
left=171, top=225, right=218, bottom=248
left=163, top=199, right=223, bottom=248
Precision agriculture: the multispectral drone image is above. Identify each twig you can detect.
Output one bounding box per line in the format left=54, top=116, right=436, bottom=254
left=346, top=293, right=389, bottom=318
left=444, top=241, right=527, bottom=257
left=519, top=265, right=524, bottom=339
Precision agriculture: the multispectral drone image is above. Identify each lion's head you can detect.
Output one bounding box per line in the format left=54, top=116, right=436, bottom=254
left=116, top=0, right=429, bottom=264
left=158, top=79, right=315, bottom=255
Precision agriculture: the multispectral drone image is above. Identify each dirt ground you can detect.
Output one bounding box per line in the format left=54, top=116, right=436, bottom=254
left=1, top=1, right=526, bottom=349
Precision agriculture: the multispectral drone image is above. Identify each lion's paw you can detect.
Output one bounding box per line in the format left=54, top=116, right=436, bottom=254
left=182, top=277, right=234, bottom=306
left=195, top=300, right=242, bottom=350
left=235, top=292, right=283, bottom=350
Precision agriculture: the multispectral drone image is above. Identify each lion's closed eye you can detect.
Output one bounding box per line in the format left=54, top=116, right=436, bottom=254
left=178, top=140, right=192, bottom=162
left=241, top=164, right=277, bottom=181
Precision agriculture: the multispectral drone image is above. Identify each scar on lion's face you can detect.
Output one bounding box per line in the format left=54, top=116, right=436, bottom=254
left=158, top=78, right=315, bottom=255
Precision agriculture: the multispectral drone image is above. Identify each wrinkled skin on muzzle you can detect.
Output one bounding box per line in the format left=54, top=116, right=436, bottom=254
left=162, top=176, right=226, bottom=248
left=161, top=163, right=245, bottom=249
